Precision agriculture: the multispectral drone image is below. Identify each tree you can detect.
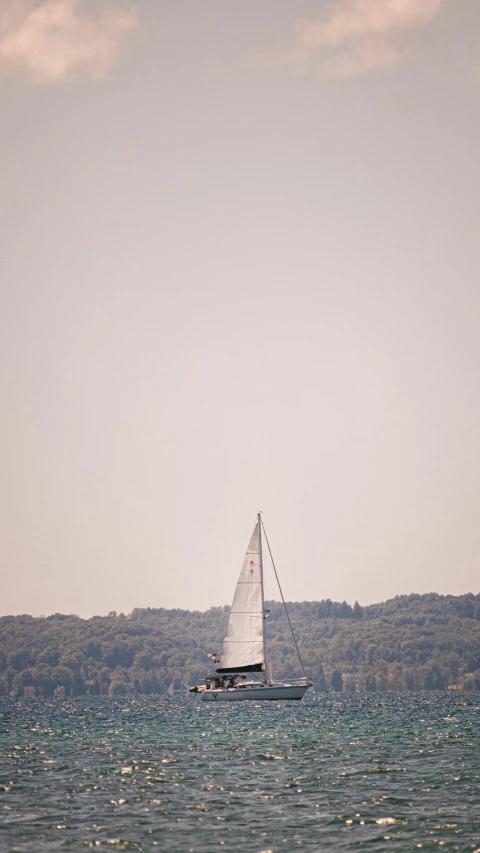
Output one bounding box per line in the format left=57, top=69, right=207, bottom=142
left=331, top=669, right=343, bottom=692
left=353, top=601, right=363, bottom=619
left=313, top=663, right=328, bottom=691
left=52, top=666, right=73, bottom=693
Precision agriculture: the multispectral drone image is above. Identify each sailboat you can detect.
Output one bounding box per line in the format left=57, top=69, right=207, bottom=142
left=189, top=513, right=313, bottom=701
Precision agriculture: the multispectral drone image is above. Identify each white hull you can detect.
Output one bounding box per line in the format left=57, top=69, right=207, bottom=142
left=201, top=682, right=312, bottom=701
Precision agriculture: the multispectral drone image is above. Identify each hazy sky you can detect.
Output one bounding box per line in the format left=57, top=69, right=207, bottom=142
left=1, top=0, right=480, bottom=618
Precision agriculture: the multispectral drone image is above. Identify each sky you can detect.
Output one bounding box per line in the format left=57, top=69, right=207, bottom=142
left=1, top=0, right=480, bottom=618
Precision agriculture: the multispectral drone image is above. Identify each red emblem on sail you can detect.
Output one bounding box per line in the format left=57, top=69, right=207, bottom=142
left=249, top=560, right=255, bottom=574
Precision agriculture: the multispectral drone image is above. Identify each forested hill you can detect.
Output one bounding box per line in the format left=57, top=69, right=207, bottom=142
left=1, top=593, right=480, bottom=696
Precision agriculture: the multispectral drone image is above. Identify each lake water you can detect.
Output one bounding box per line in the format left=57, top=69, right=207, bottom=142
left=1, top=693, right=479, bottom=852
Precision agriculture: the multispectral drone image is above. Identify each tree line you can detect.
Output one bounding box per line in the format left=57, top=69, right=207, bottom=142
left=1, top=592, right=479, bottom=696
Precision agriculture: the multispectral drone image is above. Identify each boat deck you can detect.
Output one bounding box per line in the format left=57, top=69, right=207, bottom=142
left=192, top=680, right=312, bottom=701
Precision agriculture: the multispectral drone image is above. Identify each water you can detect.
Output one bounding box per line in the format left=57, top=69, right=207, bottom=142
left=1, top=693, right=479, bottom=852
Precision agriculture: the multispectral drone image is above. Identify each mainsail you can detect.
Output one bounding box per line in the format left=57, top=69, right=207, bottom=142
left=216, top=521, right=265, bottom=674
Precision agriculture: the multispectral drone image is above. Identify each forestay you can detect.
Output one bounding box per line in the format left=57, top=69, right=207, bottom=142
left=216, top=521, right=265, bottom=673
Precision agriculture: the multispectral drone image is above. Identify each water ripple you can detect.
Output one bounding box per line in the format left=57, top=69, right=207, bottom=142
left=0, top=694, right=479, bottom=851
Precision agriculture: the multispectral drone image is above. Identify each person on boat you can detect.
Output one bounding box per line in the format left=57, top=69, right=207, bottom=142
left=205, top=677, right=211, bottom=690
left=214, top=677, right=223, bottom=689
left=228, top=675, right=237, bottom=688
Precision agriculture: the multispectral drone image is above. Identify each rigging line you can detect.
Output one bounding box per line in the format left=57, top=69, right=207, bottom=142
left=282, top=668, right=298, bottom=682
left=261, top=519, right=308, bottom=681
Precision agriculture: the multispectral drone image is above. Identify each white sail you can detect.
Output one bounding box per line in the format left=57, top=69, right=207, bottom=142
left=216, top=521, right=265, bottom=673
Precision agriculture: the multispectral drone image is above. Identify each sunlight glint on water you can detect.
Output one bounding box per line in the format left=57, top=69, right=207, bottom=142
left=1, top=694, right=479, bottom=852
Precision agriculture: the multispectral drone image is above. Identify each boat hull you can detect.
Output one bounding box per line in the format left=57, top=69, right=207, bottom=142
left=201, top=683, right=311, bottom=701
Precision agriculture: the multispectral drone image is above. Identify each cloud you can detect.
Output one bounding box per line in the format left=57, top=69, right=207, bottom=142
left=0, top=0, right=138, bottom=84
left=270, top=0, right=446, bottom=79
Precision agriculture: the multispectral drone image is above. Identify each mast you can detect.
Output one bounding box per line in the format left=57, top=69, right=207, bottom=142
left=258, top=511, right=268, bottom=682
